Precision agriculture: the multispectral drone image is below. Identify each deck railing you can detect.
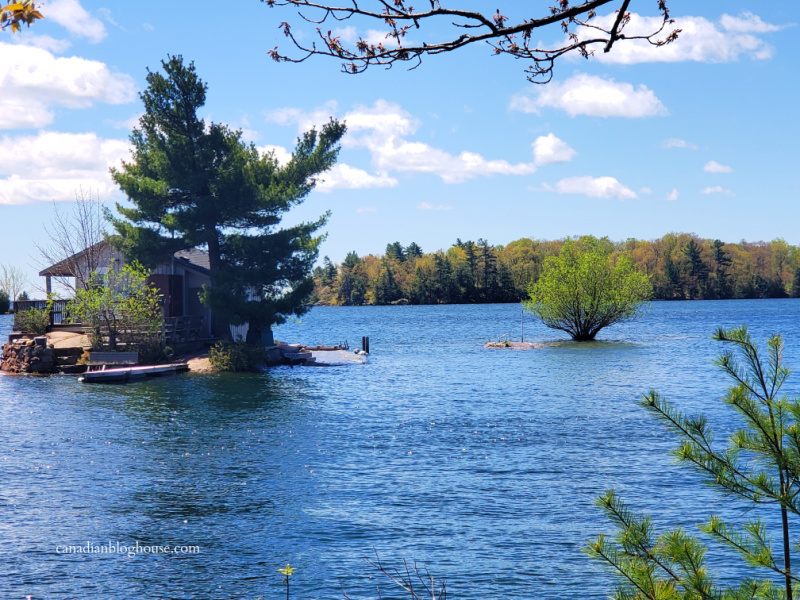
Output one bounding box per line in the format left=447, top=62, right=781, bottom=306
left=12, top=300, right=206, bottom=344
left=13, top=299, right=71, bottom=327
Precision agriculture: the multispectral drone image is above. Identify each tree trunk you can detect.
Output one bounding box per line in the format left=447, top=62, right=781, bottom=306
left=245, top=319, right=262, bottom=345
left=205, top=227, right=229, bottom=340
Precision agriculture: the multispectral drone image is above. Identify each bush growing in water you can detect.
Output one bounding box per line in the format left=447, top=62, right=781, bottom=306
left=209, top=342, right=266, bottom=372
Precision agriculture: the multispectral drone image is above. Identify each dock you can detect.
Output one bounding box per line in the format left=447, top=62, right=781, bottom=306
left=79, top=363, right=190, bottom=383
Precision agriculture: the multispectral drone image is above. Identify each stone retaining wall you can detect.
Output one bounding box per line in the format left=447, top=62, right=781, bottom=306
left=1, top=337, right=57, bottom=374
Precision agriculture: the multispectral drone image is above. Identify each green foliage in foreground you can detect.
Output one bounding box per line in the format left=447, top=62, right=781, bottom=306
left=209, top=341, right=266, bottom=372
left=524, top=238, right=652, bottom=341
left=68, top=261, right=163, bottom=353
left=587, top=327, right=800, bottom=599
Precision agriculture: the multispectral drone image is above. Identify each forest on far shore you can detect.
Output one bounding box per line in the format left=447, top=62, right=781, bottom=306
left=311, top=233, right=800, bottom=306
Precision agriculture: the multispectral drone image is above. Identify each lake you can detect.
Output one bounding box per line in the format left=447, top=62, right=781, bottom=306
left=2, top=300, right=800, bottom=599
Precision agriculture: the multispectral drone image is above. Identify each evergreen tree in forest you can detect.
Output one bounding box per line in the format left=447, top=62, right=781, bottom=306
left=477, top=238, right=497, bottom=302
left=373, top=261, right=402, bottom=304
left=433, top=253, right=458, bottom=304
left=710, top=239, right=733, bottom=299
left=385, top=241, right=406, bottom=262
left=409, top=257, right=441, bottom=304
left=110, top=55, right=346, bottom=342
left=338, top=252, right=366, bottom=305
left=683, top=239, right=709, bottom=300
left=405, top=242, right=423, bottom=260
left=320, top=256, right=337, bottom=287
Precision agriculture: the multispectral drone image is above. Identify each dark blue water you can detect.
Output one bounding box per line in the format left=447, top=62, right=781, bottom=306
left=2, top=300, right=800, bottom=600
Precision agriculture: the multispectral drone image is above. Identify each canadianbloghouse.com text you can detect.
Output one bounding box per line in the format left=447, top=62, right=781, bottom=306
left=55, top=541, right=200, bottom=558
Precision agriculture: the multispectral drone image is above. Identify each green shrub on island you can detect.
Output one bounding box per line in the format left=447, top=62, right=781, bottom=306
left=525, top=238, right=652, bottom=341
left=14, top=305, right=50, bottom=335
left=68, top=261, right=163, bottom=353
left=209, top=341, right=266, bottom=372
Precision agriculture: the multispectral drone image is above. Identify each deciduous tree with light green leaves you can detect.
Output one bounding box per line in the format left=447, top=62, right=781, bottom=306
left=68, top=261, right=163, bottom=353
left=524, top=237, right=652, bottom=341
left=587, top=327, right=800, bottom=600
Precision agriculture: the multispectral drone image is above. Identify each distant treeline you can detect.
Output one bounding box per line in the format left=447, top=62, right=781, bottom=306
left=311, top=234, right=800, bottom=306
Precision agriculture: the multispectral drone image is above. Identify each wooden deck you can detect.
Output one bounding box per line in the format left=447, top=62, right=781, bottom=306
left=79, top=363, right=190, bottom=383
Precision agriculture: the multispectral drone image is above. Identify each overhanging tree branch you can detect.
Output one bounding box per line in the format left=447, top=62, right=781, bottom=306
left=263, top=0, right=680, bottom=83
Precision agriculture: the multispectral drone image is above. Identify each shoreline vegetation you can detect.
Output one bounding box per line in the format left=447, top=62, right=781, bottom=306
left=312, top=234, right=800, bottom=307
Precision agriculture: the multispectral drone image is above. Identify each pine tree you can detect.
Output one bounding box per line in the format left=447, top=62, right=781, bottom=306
left=405, top=242, right=423, bottom=260
left=588, top=327, right=800, bottom=599
left=385, top=241, right=406, bottom=262
left=109, top=56, right=345, bottom=342
left=710, top=239, right=733, bottom=299
left=683, top=239, right=709, bottom=299
left=373, top=261, right=402, bottom=304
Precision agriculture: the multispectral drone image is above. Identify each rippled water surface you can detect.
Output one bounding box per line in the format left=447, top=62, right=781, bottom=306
left=2, top=301, right=800, bottom=599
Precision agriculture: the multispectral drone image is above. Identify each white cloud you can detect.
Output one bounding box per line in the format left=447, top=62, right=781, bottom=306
left=532, top=133, right=576, bottom=166
left=258, top=144, right=292, bottom=166
left=265, top=100, right=339, bottom=134
left=346, top=101, right=537, bottom=183
left=580, top=11, right=783, bottom=64
left=662, top=138, right=698, bottom=150
left=97, top=8, right=117, bottom=27
left=46, top=0, right=107, bottom=43
left=701, top=186, right=734, bottom=196
left=269, top=100, right=538, bottom=185
left=720, top=12, right=789, bottom=34
left=0, top=131, right=129, bottom=205
left=356, top=206, right=377, bottom=213
left=553, top=176, right=637, bottom=201
left=316, top=164, right=398, bottom=193
left=666, top=188, right=679, bottom=201
left=106, top=114, right=142, bottom=131
left=417, top=202, right=453, bottom=211
left=639, top=187, right=653, bottom=195
left=256, top=143, right=398, bottom=192
left=0, top=42, right=136, bottom=130
left=510, top=74, right=667, bottom=118
left=10, top=34, right=72, bottom=53
left=704, top=160, right=733, bottom=173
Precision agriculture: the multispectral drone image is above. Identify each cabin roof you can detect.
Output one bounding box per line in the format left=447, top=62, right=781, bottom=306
left=173, top=248, right=210, bottom=274
left=39, top=241, right=108, bottom=277
left=39, top=241, right=211, bottom=277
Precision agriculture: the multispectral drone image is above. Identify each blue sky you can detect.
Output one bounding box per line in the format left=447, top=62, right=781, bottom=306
left=0, top=0, right=797, bottom=295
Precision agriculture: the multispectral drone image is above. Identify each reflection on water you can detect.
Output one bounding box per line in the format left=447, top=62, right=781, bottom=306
left=2, top=300, right=800, bottom=599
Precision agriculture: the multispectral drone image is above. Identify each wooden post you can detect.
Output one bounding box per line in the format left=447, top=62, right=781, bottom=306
left=362, top=336, right=370, bottom=354
left=45, top=275, right=52, bottom=296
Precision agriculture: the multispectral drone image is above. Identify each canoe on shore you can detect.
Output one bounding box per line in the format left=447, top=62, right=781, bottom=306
left=79, top=363, right=190, bottom=383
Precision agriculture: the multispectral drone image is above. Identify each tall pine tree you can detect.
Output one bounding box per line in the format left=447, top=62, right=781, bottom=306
left=110, top=56, right=346, bottom=342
